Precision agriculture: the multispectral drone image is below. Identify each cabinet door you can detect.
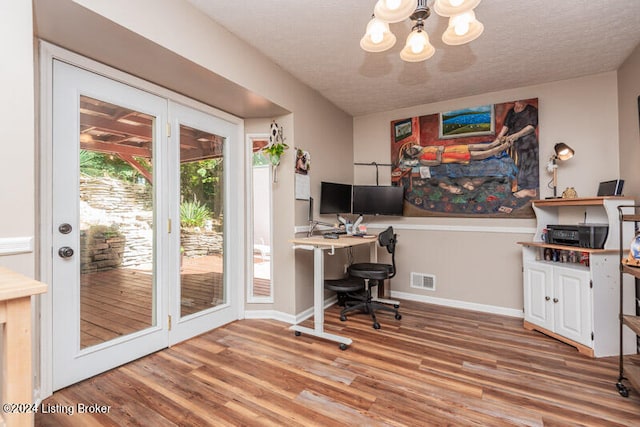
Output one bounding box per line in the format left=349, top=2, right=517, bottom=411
left=523, top=262, right=553, bottom=331
left=553, top=266, right=592, bottom=346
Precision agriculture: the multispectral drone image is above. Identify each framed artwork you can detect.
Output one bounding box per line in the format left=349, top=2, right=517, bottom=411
left=390, top=98, right=539, bottom=218
left=394, top=119, right=413, bottom=142
left=439, top=105, right=494, bottom=139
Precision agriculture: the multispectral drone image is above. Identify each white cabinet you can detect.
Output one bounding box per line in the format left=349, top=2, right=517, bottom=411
left=552, top=265, right=592, bottom=346
left=524, top=263, right=592, bottom=348
left=520, top=197, right=636, bottom=358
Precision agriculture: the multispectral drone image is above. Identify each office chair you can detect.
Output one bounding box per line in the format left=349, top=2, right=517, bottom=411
left=343, top=226, right=402, bottom=329
left=324, top=276, right=366, bottom=311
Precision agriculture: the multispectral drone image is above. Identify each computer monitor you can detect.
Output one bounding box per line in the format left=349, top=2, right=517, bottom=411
left=319, top=182, right=352, bottom=214
left=352, top=185, right=404, bottom=216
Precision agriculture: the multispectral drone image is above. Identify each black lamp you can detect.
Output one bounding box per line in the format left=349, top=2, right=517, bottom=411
left=550, top=142, right=575, bottom=198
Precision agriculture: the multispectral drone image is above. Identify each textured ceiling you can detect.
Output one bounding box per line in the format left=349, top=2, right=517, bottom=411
left=187, top=0, right=640, bottom=117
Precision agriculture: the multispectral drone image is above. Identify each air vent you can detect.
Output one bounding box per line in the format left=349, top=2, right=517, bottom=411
left=411, top=272, right=436, bottom=291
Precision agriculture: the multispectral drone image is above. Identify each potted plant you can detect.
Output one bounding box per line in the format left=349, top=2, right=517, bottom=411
left=262, top=121, right=288, bottom=182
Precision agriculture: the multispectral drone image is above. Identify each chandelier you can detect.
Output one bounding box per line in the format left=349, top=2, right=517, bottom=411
left=360, top=0, right=484, bottom=62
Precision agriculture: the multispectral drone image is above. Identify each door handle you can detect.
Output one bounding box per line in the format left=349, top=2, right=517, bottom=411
left=58, top=246, right=74, bottom=258
left=58, top=223, right=72, bottom=234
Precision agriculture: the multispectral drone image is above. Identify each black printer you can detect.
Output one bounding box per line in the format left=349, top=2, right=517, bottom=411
left=547, top=224, right=608, bottom=249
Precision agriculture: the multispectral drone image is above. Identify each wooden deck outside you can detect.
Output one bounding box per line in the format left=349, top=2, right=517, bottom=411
left=81, top=255, right=270, bottom=348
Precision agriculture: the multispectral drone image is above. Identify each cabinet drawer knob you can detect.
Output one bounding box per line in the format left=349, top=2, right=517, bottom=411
left=545, top=296, right=550, bottom=301
left=553, top=298, right=559, bottom=303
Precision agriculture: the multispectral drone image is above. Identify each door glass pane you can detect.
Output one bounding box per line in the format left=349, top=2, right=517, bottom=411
left=79, top=96, right=155, bottom=349
left=252, top=142, right=272, bottom=299
left=179, top=124, right=225, bottom=317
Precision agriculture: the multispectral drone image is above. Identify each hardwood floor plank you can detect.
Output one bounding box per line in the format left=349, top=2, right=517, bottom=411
left=36, top=300, right=640, bottom=426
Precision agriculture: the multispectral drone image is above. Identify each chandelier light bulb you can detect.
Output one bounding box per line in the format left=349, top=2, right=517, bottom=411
left=433, top=0, right=481, bottom=17
left=369, top=19, right=387, bottom=43
left=360, top=16, right=396, bottom=52
left=453, top=12, right=472, bottom=35
left=409, top=31, right=427, bottom=54
left=374, top=0, right=415, bottom=23
left=385, top=0, right=401, bottom=10
left=400, top=27, right=435, bottom=62
left=442, top=10, right=484, bottom=45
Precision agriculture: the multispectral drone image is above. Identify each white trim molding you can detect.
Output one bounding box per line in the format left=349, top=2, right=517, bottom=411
left=366, top=223, right=535, bottom=235
left=245, top=295, right=338, bottom=325
left=391, top=290, right=524, bottom=318
left=0, top=236, right=33, bottom=255
left=297, top=222, right=535, bottom=235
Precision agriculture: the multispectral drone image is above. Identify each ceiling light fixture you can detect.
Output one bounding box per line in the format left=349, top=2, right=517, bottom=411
left=361, top=0, right=484, bottom=62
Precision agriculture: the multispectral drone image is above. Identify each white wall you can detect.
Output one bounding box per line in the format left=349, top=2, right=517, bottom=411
left=354, top=72, right=621, bottom=312
left=618, top=43, right=640, bottom=201
left=0, top=0, right=35, bottom=276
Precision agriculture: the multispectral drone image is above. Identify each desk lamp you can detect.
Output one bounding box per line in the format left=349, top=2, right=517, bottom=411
left=547, top=142, right=575, bottom=198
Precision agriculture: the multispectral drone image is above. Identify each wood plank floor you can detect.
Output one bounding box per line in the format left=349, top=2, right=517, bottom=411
left=37, top=300, right=640, bottom=426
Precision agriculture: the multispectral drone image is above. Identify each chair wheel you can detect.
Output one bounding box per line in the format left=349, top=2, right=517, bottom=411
left=616, top=382, right=629, bottom=397
left=394, top=304, right=400, bottom=309
left=294, top=331, right=301, bottom=336
left=339, top=343, right=348, bottom=351
left=373, top=322, right=381, bottom=329
left=395, top=313, right=402, bottom=320
left=340, top=315, right=347, bottom=322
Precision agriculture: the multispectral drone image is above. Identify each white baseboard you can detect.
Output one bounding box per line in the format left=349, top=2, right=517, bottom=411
left=244, top=296, right=338, bottom=325
left=244, top=294, right=522, bottom=324
left=243, top=310, right=297, bottom=324
left=390, top=291, right=524, bottom=318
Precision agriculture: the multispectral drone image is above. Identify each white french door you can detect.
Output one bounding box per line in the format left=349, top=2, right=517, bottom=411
left=51, top=60, right=241, bottom=390
left=167, top=101, right=239, bottom=344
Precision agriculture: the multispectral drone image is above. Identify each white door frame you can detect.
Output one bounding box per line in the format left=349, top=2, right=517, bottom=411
left=38, top=41, right=245, bottom=399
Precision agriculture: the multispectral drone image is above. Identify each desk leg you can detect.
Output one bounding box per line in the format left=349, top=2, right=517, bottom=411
left=2, top=297, right=34, bottom=426
left=290, top=247, right=352, bottom=349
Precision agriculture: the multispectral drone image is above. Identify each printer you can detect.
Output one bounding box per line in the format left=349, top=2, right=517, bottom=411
left=547, top=224, right=608, bottom=249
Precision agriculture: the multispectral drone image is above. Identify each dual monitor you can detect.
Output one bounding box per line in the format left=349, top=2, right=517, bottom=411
left=320, top=181, right=404, bottom=216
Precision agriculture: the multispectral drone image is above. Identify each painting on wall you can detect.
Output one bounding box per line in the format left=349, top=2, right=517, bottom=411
left=391, top=99, right=539, bottom=218
left=439, top=105, right=494, bottom=139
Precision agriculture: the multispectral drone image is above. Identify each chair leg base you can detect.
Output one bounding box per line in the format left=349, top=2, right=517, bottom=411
left=339, top=299, right=401, bottom=329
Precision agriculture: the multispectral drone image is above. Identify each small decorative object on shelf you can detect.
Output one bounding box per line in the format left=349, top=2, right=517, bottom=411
left=622, top=232, right=640, bottom=267
left=262, top=121, right=289, bottom=183
left=562, top=187, right=578, bottom=199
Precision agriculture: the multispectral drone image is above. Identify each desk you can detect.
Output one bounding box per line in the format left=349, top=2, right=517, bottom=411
left=0, top=268, right=48, bottom=427
left=290, top=235, right=378, bottom=349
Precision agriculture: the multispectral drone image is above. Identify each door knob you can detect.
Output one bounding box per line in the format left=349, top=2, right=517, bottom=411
left=58, top=246, right=74, bottom=258
left=58, top=223, right=72, bottom=234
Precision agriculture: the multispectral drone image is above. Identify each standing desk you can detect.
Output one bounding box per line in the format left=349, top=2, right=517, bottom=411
left=290, top=234, right=378, bottom=349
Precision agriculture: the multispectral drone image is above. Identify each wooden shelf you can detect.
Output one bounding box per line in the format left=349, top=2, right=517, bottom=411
left=518, top=241, right=618, bottom=254
left=622, top=356, right=640, bottom=395
left=621, top=214, right=640, bottom=222
left=623, top=315, right=640, bottom=336
left=622, top=263, right=640, bottom=279
left=533, top=196, right=626, bottom=207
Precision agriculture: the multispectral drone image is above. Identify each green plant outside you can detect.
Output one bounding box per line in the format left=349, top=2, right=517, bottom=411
left=180, top=199, right=211, bottom=228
